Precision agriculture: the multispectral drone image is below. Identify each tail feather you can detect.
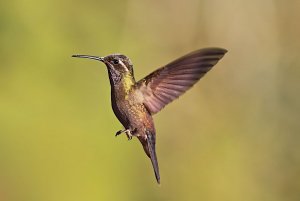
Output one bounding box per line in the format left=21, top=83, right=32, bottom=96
left=146, top=132, right=160, bottom=184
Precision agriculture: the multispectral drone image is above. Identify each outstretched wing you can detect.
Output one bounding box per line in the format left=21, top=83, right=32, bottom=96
left=136, top=48, right=227, bottom=114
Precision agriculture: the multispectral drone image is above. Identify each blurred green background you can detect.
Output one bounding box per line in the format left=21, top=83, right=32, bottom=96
left=0, top=0, right=299, bottom=201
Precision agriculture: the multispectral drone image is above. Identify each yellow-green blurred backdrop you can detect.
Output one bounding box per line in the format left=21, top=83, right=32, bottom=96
left=0, top=0, right=299, bottom=201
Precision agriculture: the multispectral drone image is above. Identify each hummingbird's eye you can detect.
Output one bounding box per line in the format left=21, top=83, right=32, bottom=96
left=112, top=59, right=119, bottom=65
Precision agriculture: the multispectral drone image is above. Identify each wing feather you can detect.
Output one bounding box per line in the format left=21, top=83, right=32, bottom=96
left=136, top=48, right=227, bottom=114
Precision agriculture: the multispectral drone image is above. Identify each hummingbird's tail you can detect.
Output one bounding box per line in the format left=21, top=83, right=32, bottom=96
left=147, top=132, right=160, bottom=184
left=139, top=132, right=160, bottom=184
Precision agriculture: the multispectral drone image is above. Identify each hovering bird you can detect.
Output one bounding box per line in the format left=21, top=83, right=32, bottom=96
left=72, top=48, right=227, bottom=183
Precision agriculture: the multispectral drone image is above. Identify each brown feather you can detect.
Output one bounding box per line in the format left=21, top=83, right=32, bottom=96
left=136, top=48, right=227, bottom=114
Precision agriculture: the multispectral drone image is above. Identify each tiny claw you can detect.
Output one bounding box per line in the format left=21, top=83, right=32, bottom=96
left=115, top=130, right=123, bottom=137
left=125, top=130, right=133, bottom=140
left=115, top=129, right=133, bottom=140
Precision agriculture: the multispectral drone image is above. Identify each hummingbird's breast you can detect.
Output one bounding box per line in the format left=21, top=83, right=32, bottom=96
left=111, top=85, right=155, bottom=136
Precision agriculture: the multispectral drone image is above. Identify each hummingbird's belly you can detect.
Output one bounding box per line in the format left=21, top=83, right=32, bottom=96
left=113, top=99, right=154, bottom=136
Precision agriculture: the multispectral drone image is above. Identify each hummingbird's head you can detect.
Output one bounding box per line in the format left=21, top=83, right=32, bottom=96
left=72, top=53, right=134, bottom=75
left=102, top=54, right=134, bottom=75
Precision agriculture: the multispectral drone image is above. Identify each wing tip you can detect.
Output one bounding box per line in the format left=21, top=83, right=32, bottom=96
left=201, top=47, right=228, bottom=55
left=180, top=47, right=227, bottom=60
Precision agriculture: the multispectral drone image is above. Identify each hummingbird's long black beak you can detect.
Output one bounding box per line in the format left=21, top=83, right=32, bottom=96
left=72, top=55, right=104, bottom=62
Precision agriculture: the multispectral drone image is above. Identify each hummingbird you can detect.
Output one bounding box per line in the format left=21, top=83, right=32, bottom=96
left=72, top=47, right=227, bottom=184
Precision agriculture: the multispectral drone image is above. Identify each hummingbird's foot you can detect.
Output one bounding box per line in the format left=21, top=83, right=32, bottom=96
left=125, top=130, right=133, bottom=140
left=115, top=129, right=133, bottom=140
left=115, top=130, right=124, bottom=137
